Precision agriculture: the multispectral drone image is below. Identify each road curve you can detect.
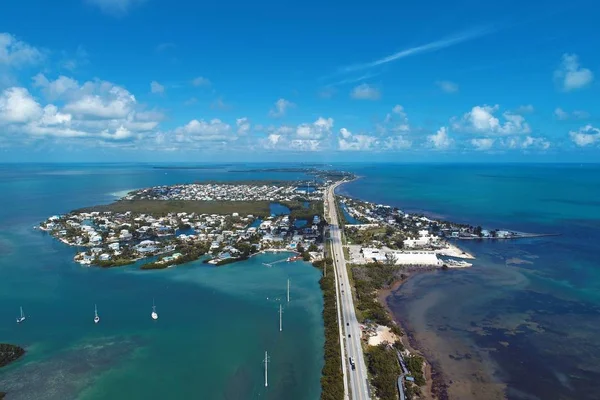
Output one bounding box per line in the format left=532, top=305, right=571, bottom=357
left=326, top=181, right=370, bottom=400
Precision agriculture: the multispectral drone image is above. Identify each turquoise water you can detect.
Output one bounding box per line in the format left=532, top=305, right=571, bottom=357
left=269, top=203, right=290, bottom=216
left=339, top=164, right=600, bottom=400
left=0, top=164, right=323, bottom=400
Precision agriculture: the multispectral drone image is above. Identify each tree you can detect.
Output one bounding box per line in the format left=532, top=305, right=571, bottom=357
left=474, top=226, right=482, bottom=237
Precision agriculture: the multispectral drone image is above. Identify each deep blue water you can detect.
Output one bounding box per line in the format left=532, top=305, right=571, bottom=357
left=339, top=164, right=600, bottom=400
left=269, top=203, right=291, bottom=216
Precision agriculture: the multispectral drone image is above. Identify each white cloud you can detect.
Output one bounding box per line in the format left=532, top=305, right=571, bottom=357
left=0, top=33, right=43, bottom=67
left=569, top=125, right=600, bottom=147
left=554, top=53, right=594, bottom=91
left=471, top=138, right=495, bottom=150
left=236, top=117, right=250, bottom=135
left=340, top=27, right=493, bottom=72
left=381, top=104, right=410, bottom=132
left=173, top=119, right=232, bottom=142
left=289, top=139, right=322, bottom=151
left=0, top=87, right=42, bottom=123
left=384, top=136, right=412, bottom=150
left=192, top=76, right=211, bottom=87
left=452, top=105, right=531, bottom=136
left=339, top=128, right=352, bottom=139
left=427, top=127, right=453, bottom=149
left=85, top=0, right=147, bottom=16
left=516, top=104, right=534, bottom=114
left=150, top=81, right=165, bottom=94
left=1, top=76, right=161, bottom=143
left=296, top=117, right=334, bottom=139
left=350, top=83, right=380, bottom=100
left=269, top=98, right=294, bottom=117
left=504, top=136, right=550, bottom=150
left=554, top=107, right=589, bottom=120
left=554, top=107, right=569, bottom=120
left=436, top=80, right=459, bottom=93
left=33, top=74, right=79, bottom=99
left=337, top=126, right=410, bottom=151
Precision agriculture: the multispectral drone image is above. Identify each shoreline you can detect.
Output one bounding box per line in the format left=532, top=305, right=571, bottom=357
left=378, top=274, right=448, bottom=400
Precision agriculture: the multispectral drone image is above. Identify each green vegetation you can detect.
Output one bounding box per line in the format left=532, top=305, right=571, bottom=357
left=78, top=200, right=273, bottom=217
left=95, top=258, right=136, bottom=268
left=312, top=259, right=344, bottom=400
left=285, top=201, right=324, bottom=221
left=0, top=343, right=25, bottom=368
left=405, top=354, right=426, bottom=386
left=351, top=262, right=403, bottom=325
left=366, top=344, right=401, bottom=400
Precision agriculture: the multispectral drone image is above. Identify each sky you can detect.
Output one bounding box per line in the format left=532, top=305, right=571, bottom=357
left=0, top=0, right=599, bottom=163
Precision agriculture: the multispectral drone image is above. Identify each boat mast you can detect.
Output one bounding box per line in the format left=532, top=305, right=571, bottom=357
left=287, top=279, right=290, bottom=303
left=263, top=350, right=270, bottom=387
left=279, top=304, right=283, bottom=332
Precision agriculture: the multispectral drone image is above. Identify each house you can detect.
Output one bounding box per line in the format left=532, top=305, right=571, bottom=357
left=99, top=253, right=111, bottom=261
left=108, top=243, right=120, bottom=251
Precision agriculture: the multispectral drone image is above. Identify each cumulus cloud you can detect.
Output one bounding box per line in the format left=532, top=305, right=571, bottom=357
left=85, top=0, right=147, bottom=16
left=296, top=117, right=334, bottom=139
left=427, top=127, right=453, bottom=149
left=269, top=98, right=294, bottom=118
left=554, top=53, right=594, bottom=91
left=192, top=76, right=211, bottom=87
left=337, top=126, right=410, bottom=151
left=33, top=74, right=79, bottom=99
left=470, top=138, right=495, bottom=150
left=503, top=136, right=550, bottom=150
left=0, top=33, right=43, bottom=67
left=569, top=125, right=600, bottom=147
left=350, top=83, right=381, bottom=100
left=172, top=119, right=232, bottom=142
left=452, top=105, right=531, bottom=136
left=554, top=107, right=589, bottom=120
left=150, top=81, right=165, bottom=94
left=0, top=87, right=42, bottom=123
left=236, top=117, right=250, bottom=135
left=1, top=75, right=161, bottom=143
left=381, top=105, right=410, bottom=132
left=436, top=80, right=459, bottom=93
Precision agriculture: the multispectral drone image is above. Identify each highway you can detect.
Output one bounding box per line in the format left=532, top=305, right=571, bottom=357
left=326, top=181, right=370, bottom=400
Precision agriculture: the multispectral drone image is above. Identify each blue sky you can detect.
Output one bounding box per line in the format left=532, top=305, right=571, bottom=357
left=0, top=0, right=599, bottom=162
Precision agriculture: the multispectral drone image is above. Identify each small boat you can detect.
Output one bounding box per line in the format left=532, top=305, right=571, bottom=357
left=16, top=307, right=25, bottom=324
left=151, top=299, right=158, bottom=320
left=94, top=304, right=100, bottom=324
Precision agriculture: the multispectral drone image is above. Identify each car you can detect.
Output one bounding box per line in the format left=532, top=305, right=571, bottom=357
left=346, top=322, right=349, bottom=326
left=349, top=357, right=356, bottom=370
left=348, top=334, right=351, bottom=337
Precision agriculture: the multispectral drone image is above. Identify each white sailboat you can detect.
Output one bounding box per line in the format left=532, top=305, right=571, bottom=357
left=16, top=307, right=25, bottom=323
left=94, top=304, right=100, bottom=324
left=151, top=299, right=158, bottom=320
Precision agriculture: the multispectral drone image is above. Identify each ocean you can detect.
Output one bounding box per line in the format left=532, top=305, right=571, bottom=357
left=338, top=163, right=600, bottom=400
left=0, top=164, right=324, bottom=400
left=2, top=162, right=599, bottom=400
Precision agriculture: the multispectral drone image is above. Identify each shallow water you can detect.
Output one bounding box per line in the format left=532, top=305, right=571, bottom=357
left=0, top=164, right=323, bottom=400
left=340, top=163, right=600, bottom=400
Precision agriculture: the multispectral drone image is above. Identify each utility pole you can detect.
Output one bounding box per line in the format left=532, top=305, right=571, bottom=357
left=279, top=303, right=283, bottom=332
left=264, top=351, right=270, bottom=387
left=287, top=279, right=290, bottom=303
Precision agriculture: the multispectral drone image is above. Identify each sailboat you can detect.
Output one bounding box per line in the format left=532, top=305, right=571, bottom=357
left=94, top=304, right=100, bottom=324
left=151, top=299, right=158, bottom=320
left=16, top=307, right=25, bottom=323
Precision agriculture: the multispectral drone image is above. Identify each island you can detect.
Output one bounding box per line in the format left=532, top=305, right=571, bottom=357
left=38, top=181, right=329, bottom=269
